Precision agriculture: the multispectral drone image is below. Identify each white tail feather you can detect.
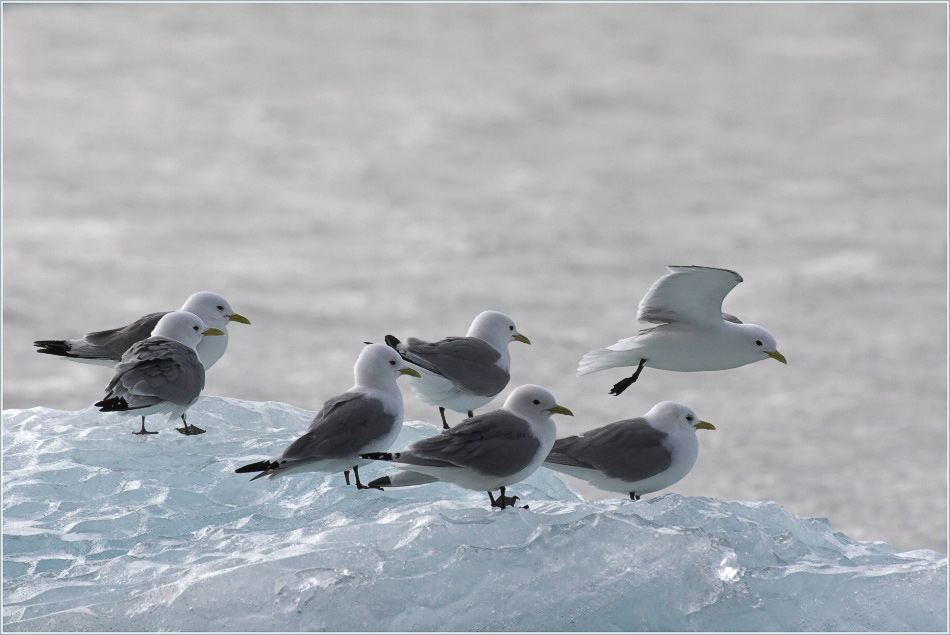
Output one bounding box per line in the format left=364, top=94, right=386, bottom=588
left=385, top=471, right=439, bottom=487
left=577, top=348, right=635, bottom=376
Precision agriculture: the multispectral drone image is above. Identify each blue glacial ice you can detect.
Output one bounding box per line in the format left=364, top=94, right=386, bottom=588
left=3, top=396, right=946, bottom=632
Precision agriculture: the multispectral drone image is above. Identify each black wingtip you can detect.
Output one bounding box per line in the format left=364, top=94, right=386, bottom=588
left=95, top=396, right=130, bottom=412
left=235, top=460, right=277, bottom=474
left=367, top=476, right=391, bottom=488
left=384, top=335, right=401, bottom=349
left=34, top=340, right=74, bottom=357
left=360, top=452, right=398, bottom=461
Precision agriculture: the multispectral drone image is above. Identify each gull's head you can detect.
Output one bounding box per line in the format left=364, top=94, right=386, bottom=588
left=180, top=292, right=251, bottom=329
left=468, top=310, right=531, bottom=347
left=151, top=311, right=223, bottom=349
left=355, top=343, right=422, bottom=387
left=647, top=401, right=715, bottom=433
left=740, top=324, right=786, bottom=365
left=504, top=384, right=573, bottom=421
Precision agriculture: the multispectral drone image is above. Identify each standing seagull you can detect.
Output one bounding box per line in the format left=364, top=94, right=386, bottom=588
left=577, top=266, right=787, bottom=395
left=34, top=291, right=250, bottom=370
left=385, top=310, right=531, bottom=429
left=543, top=401, right=715, bottom=500
left=234, top=344, right=421, bottom=489
left=361, top=384, right=573, bottom=510
left=95, top=311, right=224, bottom=435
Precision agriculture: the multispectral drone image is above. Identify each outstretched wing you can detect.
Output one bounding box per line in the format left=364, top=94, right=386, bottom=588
left=546, top=418, right=672, bottom=482
left=637, top=266, right=742, bottom=326
left=399, top=410, right=540, bottom=478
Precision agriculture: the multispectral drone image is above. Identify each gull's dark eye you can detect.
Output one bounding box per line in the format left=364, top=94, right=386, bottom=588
left=755, top=340, right=763, bottom=346
left=389, top=360, right=396, bottom=366
left=217, top=305, right=224, bottom=311
left=533, top=399, right=540, bottom=405
left=509, top=325, right=514, bottom=331
left=686, top=415, right=694, bottom=422
left=193, top=325, right=199, bottom=331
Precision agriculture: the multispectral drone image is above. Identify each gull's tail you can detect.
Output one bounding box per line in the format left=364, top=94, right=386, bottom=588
left=235, top=459, right=282, bottom=481
left=34, top=338, right=116, bottom=366
left=367, top=471, right=438, bottom=489
left=577, top=348, right=638, bottom=376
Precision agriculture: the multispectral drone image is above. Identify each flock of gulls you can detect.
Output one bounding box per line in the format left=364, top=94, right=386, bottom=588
left=34, top=266, right=786, bottom=510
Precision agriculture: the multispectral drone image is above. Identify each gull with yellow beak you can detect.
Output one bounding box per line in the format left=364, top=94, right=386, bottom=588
left=362, top=384, right=573, bottom=510
left=34, top=291, right=250, bottom=371
left=235, top=344, right=421, bottom=490
left=95, top=311, right=225, bottom=435
left=544, top=402, right=715, bottom=500
left=577, top=266, right=787, bottom=395
left=384, top=310, right=531, bottom=429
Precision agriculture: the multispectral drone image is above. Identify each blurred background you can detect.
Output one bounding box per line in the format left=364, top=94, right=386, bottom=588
left=3, top=3, right=946, bottom=552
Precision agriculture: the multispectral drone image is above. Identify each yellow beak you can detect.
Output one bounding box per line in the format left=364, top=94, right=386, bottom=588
left=513, top=333, right=531, bottom=345
left=547, top=404, right=574, bottom=416
left=399, top=368, right=422, bottom=378
left=202, top=327, right=225, bottom=336
left=766, top=350, right=787, bottom=364
left=694, top=420, right=716, bottom=431
left=228, top=313, right=251, bottom=325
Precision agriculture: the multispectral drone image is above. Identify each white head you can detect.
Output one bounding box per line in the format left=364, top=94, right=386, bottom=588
left=737, top=323, right=787, bottom=365
left=354, top=343, right=422, bottom=388
left=466, top=310, right=531, bottom=350
left=645, top=401, right=715, bottom=434
left=179, top=292, right=251, bottom=329
left=151, top=311, right=224, bottom=349
left=504, top=384, right=573, bottom=421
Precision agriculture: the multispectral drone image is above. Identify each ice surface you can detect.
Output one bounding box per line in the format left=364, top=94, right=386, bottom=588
left=3, top=397, right=946, bottom=632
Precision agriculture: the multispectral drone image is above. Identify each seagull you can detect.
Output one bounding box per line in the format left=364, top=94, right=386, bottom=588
left=577, top=266, right=786, bottom=395
left=94, top=311, right=224, bottom=435
left=384, top=310, right=531, bottom=429
left=361, top=384, right=573, bottom=510
left=543, top=401, right=715, bottom=500
left=234, top=344, right=421, bottom=490
left=34, top=291, right=250, bottom=370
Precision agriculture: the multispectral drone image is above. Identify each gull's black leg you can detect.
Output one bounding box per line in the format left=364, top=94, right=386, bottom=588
left=133, top=416, right=158, bottom=435
left=629, top=492, right=641, bottom=501
left=489, top=487, right=526, bottom=510
left=353, top=465, right=383, bottom=490
left=610, top=359, right=647, bottom=396
left=467, top=411, right=474, bottom=418
left=344, top=470, right=351, bottom=486
left=176, top=414, right=205, bottom=436
left=440, top=407, right=450, bottom=430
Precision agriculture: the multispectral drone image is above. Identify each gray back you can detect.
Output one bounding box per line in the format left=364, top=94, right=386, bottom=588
left=400, top=410, right=539, bottom=478
left=547, top=418, right=672, bottom=482
left=106, top=336, right=205, bottom=406
left=404, top=336, right=508, bottom=397
left=281, top=392, right=397, bottom=462
left=87, top=311, right=168, bottom=359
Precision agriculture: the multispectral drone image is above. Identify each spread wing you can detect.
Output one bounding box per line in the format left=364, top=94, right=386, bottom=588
left=401, top=336, right=508, bottom=397
left=280, top=391, right=397, bottom=462
left=398, top=410, right=540, bottom=478
left=637, top=266, right=742, bottom=326
left=104, top=337, right=204, bottom=407
left=546, top=418, right=672, bottom=482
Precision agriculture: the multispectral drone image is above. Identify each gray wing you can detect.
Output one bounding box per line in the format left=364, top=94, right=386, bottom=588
left=637, top=266, right=742, bottom=326
left=397, top=410, right=540, bottom=477
left=721, top=313, right=743, bottom=324
left=280, top=392, right=397, bottom=461
left=401, top=336, right=508, bottom=397
left=546, top=418, right=672, bottom=482
left=104, top=337, right=205, bottom=406
left=84, top=312, right=169, bottom=359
